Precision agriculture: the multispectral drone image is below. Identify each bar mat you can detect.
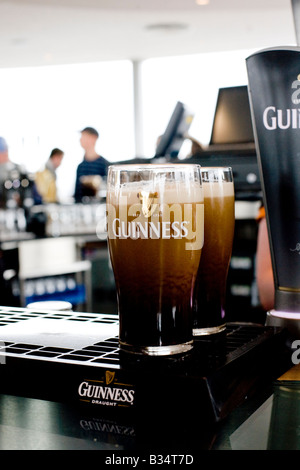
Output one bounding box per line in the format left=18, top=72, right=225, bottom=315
left=0, top=306, right=290, bottom=423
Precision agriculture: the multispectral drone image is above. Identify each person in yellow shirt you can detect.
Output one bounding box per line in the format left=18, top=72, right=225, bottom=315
left=256, top=206, right=275, bottom=311
left=35, top=148, right=64, bottom=203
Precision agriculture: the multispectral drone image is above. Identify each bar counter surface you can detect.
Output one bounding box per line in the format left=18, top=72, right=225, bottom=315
left=0, top=383, right=283, bottom=451
left=0, top=306, right=296, bottom=452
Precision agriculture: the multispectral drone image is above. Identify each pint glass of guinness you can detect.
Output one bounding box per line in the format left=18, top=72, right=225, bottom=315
left=107, top=164, right=204, bottom=355
left=193, top=167, right=235, bottom=336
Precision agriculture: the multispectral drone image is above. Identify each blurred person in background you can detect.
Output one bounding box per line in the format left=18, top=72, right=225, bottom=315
left=74, top=127, right=109, bottom=202
left=0, top=136, right=9, bottom=165
left=0, top=136, right=28, bottom=208
left=34, top=148, right=64, bottom=204
left=0, top=136, right=24, bottom=176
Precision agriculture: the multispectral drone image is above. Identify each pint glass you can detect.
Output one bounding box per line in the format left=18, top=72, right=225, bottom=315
left=192, top=167, right=235, bottom=336
left=107, top=164, right=204, bottom=355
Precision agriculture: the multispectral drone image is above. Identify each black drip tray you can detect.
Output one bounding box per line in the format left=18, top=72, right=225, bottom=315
left=0, top=306, right=289, bottom=423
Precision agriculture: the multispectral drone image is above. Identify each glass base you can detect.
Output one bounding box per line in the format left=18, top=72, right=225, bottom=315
left=193, top=324, right=226, bottom=336
left=119, top=340, right=193, bottom=356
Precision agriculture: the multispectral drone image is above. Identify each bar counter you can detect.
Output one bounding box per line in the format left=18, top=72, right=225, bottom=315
left=0, top=306, right=296, bottom=452
left=0, top=364, right=298, bottom=451
left=0, top=386, right=274, bottom=451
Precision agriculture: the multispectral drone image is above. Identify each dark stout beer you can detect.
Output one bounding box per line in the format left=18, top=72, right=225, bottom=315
left=107, top=165, right=203, bottom=355
left=193, top=169, right=235, bottom=335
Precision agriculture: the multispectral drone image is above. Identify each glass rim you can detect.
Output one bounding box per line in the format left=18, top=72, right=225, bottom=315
left=201, top=166, right=233, bottom=183
left=108, top=163, right=202, bottom=172
left=200, top=166, right=232, bottom=172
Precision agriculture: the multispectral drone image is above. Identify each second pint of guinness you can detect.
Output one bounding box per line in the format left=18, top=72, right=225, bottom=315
left=193, top=167, right=235, bottom=336
left=106, top=164, right=204, bottom=356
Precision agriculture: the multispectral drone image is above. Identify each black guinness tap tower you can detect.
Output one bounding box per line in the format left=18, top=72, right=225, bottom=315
left=247, top=47, right=300, bottom=331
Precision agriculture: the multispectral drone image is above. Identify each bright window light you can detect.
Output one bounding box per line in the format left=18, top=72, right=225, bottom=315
left=0, top=60, right=135, bottom=201
left=140, top=48, right=256, bottom=158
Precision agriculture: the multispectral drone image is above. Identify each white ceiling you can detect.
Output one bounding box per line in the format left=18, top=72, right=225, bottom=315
left=0, top=0, right=297, bottom=68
